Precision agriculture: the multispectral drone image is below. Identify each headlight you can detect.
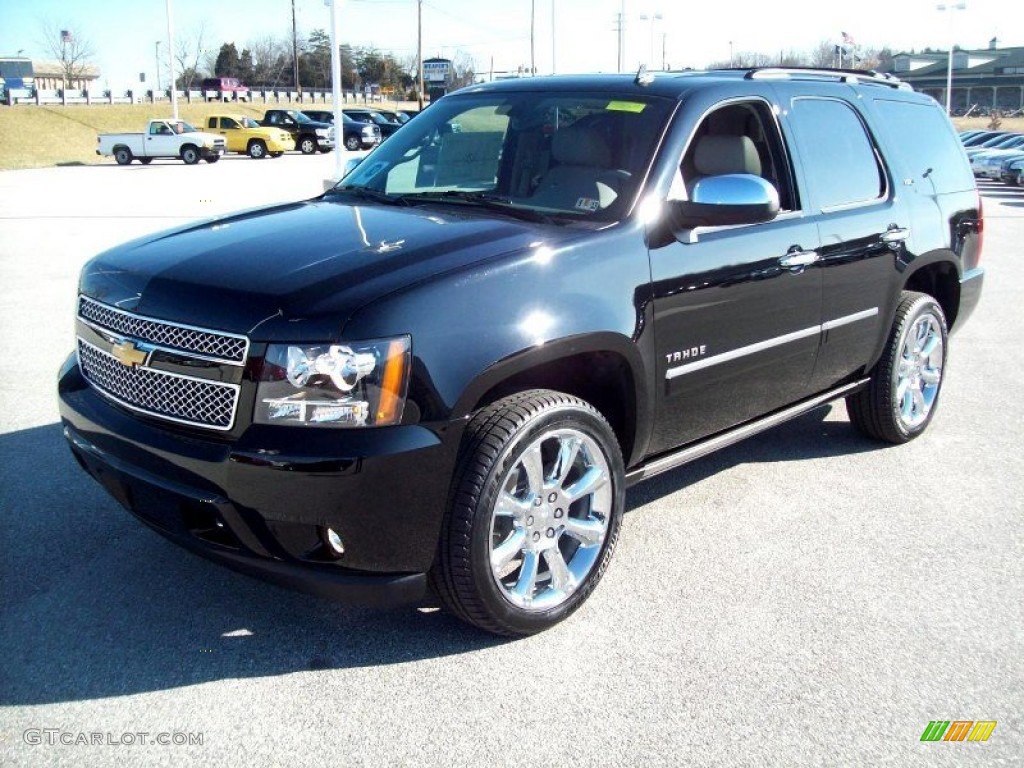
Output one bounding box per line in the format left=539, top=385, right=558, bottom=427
left=316, top=128, right=329, bottom=137
left=362, top=127, right=374, bottom=136
left=255, top=337, right=411, bottom=427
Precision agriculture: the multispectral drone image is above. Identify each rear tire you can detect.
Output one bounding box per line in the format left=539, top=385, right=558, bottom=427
left=181, top=145, right=200, bottom=165
left=247, top=140, right=267, bottom=159
left=270, top=152, right=283, bottom=158
left=204, top=156, right=220, bottom=164
left=847, top=291, right=949, bottom=444
left=114, top=147, right=133, bottom=165
left=430, top=390, right=625, bottom=636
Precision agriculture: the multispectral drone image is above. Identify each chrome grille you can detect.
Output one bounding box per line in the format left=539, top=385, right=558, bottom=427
left=78, top=296, right=247, bottom=364
left=78, top=339, right=239, bottom=430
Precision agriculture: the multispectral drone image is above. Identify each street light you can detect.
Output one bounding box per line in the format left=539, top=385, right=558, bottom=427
left=638, top=12, right=663, bottom=70
left=155, top=41, right=161, bottom=92
left=937, top=1, right=966, bottom=116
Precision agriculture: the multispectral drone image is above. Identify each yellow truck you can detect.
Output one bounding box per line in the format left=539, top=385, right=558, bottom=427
left=204, top=115, right=295, bottom=159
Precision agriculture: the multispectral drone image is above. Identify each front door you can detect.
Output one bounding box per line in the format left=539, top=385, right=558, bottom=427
left=648, top=97, right=823, bottom=454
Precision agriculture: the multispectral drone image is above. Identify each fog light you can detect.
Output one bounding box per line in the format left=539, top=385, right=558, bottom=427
left=323, top=527, right=345, bottom=557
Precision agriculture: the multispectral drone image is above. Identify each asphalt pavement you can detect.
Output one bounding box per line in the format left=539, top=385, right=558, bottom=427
left=0, top=155, right=1021, bottom=767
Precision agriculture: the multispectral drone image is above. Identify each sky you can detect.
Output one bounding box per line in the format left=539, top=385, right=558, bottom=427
left=1, top=0, right=1021, bottom=89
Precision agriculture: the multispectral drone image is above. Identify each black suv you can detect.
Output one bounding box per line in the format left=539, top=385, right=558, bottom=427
left=302, top=109, right=382, bottom=151
left=59, top=69, right=983, bottom=636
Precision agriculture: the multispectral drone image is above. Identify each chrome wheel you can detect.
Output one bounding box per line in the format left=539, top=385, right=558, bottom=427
left=488, top=428, right=612, bottom=612
left=895, top=313, right=944, bottom=429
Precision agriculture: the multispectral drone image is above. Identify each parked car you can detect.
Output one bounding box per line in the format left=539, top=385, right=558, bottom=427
left=260, top=109, right=335, bottom=154
left=969, top=136, right=1024, bottom=175
left=960, top=130, right=1005, bottom=146
left=96, top=119, right=225, bottom=165
left=1004, top=156, right=1024, bottom=186
left=201, top=77, right=249, bottom=102
left=344, top=108, right=403, bottom=139
left=964, top=132, right=1023, bottom=157
left=301, top=109, right=381, bottom=151
left=975, top=149, right=1024, bottom=180
left=375, top=108, right=411, bottom=125
left=204, top=114, right=295, bottom=158
left=60, top=69, right=983, bottom=637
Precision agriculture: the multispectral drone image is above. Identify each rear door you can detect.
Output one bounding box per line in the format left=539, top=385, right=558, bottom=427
left=775, top=85, right=903, bottom=392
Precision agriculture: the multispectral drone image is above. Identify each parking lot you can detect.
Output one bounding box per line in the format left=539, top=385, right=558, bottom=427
left=0, top=157, right=1021, bottom=766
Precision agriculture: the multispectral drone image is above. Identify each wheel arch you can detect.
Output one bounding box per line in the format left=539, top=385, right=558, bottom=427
left=901, top=256, right=961, bottom=329
left=451, top=333, right=649, bottom=467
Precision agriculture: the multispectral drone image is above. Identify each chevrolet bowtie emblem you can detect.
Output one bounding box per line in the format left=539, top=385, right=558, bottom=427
left=112, top=340, right=148, bottom=367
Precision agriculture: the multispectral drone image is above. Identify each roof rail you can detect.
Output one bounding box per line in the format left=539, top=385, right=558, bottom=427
left=744, top=67, right=911, bottom=90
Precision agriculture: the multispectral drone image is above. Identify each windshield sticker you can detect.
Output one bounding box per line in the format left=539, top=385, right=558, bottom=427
left=607, top=101, right=646, bottom=114
left=575, top=197, right=600, bottom=212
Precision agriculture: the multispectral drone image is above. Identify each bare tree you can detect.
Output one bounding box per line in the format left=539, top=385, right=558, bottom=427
left=450, top=50, right=477, bottom=89
left=247, top=35, right=289, bottom=87
left=175, top=21, right=209, bottom=90
left=809, top=40, right=838, bottom=69
left=39, top=20, right=96, bottom=87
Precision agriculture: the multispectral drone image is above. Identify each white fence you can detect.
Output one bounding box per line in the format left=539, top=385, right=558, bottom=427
left=3, top=87, right=391, bottom=107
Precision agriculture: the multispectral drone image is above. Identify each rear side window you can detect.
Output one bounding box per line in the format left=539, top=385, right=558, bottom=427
left=789, top=98, right=885, bottom=210
left=872, top=99, right=975, bottom=192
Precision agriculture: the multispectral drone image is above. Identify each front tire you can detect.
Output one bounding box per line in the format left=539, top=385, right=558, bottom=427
left=344, top=134, right=361, bottom=151
left=430, top=390, right=625, bottom=636
left=180, top=145, right=200, bottom=165
left=299, top=135, right=317, bottom=155
left=847, top=291, right=949, bottom=444
left=138, top=157, right=153, bottom=165
left=247, top=140, right=267, bottom=159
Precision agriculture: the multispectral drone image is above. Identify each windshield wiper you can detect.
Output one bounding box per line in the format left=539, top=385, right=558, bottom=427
left=330, top=186, right=411, bottom=207
left=403, top=191, right=555, bottom=224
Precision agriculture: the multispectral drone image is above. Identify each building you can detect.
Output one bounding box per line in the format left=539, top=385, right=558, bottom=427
left=0, top=56, right=101, bottom=91
left=886, top=42, right=1024, bottom=114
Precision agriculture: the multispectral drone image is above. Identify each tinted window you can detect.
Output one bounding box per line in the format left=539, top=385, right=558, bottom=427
left=679, top=100, right=798, bottom=211
left=790, top=98, right=884, bottom=209
left=872, top=99, right=974, bottom=192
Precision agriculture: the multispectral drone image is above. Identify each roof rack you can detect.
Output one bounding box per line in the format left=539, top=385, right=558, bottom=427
left=744, top=67, right=911, bottom=90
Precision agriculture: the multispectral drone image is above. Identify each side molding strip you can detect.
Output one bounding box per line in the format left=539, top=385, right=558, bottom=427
left=665, top=308, right=878, bottom=380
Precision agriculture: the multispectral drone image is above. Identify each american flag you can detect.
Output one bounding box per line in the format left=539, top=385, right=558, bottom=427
left=841, top=31, right=856, bottom=46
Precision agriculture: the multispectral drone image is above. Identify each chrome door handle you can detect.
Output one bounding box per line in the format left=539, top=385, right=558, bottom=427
left=881, top=227, right=910, bottom=243
left=779, top=249, right=819, bottom=269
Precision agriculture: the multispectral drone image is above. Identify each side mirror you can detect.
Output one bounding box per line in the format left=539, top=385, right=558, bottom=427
left=670, top=174, right=780, bottom=230
left=342, top=156, right=364, bottom=178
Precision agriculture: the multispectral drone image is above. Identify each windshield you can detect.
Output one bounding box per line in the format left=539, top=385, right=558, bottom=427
left=241, top=117, right=261, bottom=128
left=288, top=110, right=312, bottom=124
left=338, top=90, right=675, bottom=222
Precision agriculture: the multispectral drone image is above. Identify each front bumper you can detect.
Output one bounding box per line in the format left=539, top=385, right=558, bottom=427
left=58, top=355, right=458, bottom=606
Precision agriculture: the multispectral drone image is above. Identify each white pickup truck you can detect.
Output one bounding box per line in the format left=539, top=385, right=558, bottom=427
left=96, top=119, right=227, bottom=165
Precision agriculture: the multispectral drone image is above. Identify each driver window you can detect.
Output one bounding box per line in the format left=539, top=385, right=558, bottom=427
left=678, top=101, right=797, bottom=212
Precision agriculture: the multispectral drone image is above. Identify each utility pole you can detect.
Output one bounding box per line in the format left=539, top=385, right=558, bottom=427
left=551, top=0, right=556, bottom=74
left=155, top=41, right=162, bottom=92
left=530, top=0, right=535, bottom=76
left=292, top=0, right=301, bottom=94
left=616, top=1, right=625, bottom=72
left=417, top=0, right=424, bottom=109
left=166, top=0, right=178, bottom=119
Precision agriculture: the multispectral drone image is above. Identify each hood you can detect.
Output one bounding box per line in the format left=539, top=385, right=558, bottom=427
left=80, top=198, right=575, bottom=340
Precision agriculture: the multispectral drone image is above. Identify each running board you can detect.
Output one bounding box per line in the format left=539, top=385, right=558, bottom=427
left=625, top=379, right=870, bottom=486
